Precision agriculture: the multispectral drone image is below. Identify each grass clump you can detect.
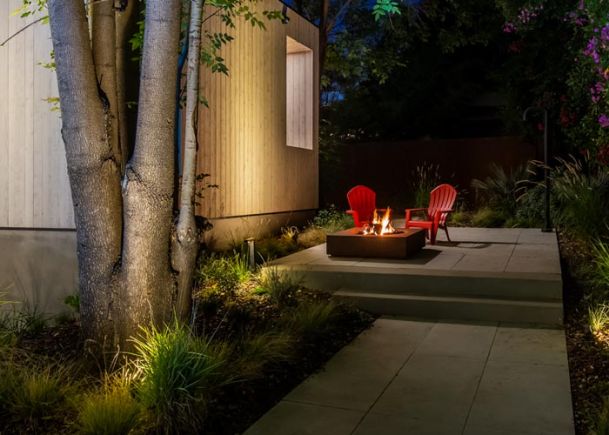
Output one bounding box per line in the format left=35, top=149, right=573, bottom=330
left=233, top=332, right=294, bottom=379
left=78, top=374, right=141, bottom=435
left=471, top=163, right=528, bottom=217
left=283, top=300, right=340, bottom=338
left=132, top=321, right=227, bottom=433
left=591, top=397, right=609, bottom=435
left=589, top=304, right=609, bottom=338
left=197, top=251, right=251, bottom=295
left=257, top=268, right=301, bottom=306
left=8, top=365, right=73, bottom=430
left=471, top=207, right=507, bottom=228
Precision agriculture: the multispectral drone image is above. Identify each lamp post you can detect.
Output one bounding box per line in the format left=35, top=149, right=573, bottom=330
left=523, top=106, right=552, bottom=233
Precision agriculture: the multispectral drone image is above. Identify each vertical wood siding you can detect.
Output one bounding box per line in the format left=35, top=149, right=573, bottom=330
left=197, top=0, right=319, bottom=219
left=0, top=3, right=74, bottom=228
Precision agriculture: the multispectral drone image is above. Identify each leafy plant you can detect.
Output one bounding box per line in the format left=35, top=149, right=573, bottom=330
left=9, top=365, right=72, bottom=429
left=233, top=332, right=294, bottom=379
left=549, top=156, right=609, bottom=239
left=471, top=163, right=529, bottom=216
left=132, top=322, right=227, bottom=432
left=589, top=304, right=609, bottom=337
left=471, top=207, right=507, bottom=228
left=411, top=163, right=441, bottom=208
left=197, top=251, right=251, bottom=296
left=257, top=268, right=301, bottom=306
left=283, top=300, right=339, bottom=338
left=312, top=206, right=354, bottom=233
left=591, top=397, right=609, bottom=435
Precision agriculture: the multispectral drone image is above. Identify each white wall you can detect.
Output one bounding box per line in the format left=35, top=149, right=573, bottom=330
left=0, top=1, right=74, bottom=229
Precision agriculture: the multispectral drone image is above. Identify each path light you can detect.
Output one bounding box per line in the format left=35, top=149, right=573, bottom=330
left=523, top=106, right=552, bottom=233
left=246, top=237, right=256, bottom=271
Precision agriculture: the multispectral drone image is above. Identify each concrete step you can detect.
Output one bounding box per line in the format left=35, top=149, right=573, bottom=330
left=279, top=266, right=563, bottom=302
left=334, top=289, right=564, bottom=326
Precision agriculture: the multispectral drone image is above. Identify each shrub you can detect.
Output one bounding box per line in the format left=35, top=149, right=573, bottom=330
left=197, top=251, right=251, bottom=296
left=9, top=365, right=72, bottom=429
left=233, top=332, right=294, bottom=379
left=411, top=163, right=442, bottom=208
left=589, top=304, right=609, bottom=337
left=297, top=227, right=327, bottom=248
left=471, top=207, right=507, bottom=228
left=132, top=322, right=227, bottom=432
left=514, top=183, right=545, bottom=228
left=593, top=242, right=609, bottom=288
left=592, top=397, right=609, bottom=435
left=257, top=268, right=301, bottom=306
left=255, top=237, right=297, bottom=262
left=78, top=374, right=141, bottom=435
left=549, top=156, right=609, bottom=240
left=312, top=206, right=353, bottom=233
left=283, top=300, right=339, bottom=338
left=471, top=163, right=528, bottom=216
left=448, top=210, right=472, bottom=227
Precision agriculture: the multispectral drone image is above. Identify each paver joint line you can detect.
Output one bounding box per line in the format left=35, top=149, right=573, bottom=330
left=461, top=324, right=499, bottom=435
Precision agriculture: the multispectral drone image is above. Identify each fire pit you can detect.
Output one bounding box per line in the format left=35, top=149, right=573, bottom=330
left=327, top=208, right=425, bottom=259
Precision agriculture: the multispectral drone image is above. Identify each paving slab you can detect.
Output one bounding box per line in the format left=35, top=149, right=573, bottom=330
left=245, top=401, right=364, bottom=435
left=245, top=317, right=574, bottom=435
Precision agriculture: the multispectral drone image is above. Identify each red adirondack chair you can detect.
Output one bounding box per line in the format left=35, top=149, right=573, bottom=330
left=405, top=184, right=457, bottom=244
left=346, top=185, right=376, bottom=227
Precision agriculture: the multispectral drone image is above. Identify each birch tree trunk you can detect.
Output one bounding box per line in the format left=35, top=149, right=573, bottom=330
left=172, top=0, right=205, bottom=322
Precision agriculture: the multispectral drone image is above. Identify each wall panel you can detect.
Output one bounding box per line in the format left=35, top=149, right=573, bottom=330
left=196, top=0, right=319, bottom=220
left=0, top=6, right=74, bottom=228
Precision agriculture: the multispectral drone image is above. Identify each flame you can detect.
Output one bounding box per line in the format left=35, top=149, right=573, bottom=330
left=361, top=207, right=396, bottom=235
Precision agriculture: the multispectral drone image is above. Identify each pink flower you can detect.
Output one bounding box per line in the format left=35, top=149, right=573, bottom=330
left=599, top=114, right=609, bottom=128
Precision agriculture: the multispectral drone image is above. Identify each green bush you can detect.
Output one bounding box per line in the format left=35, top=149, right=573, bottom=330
left=233, top=332, right=294, bottom=379
left=132, top=322, right=227, bottom=433
left=283, top=300, right=339, bottom=338
left=411, top=163, right=442, bottom=208
left=312, top=206, right=354, bottom=233
left=593, top=242, right=609, bottom=288
left=297, top=227, right=327, bottom=248
left=255, top=237, right=297, bottom=262
left=78, top=375, right=141, bottom=435
left=550, top=156, right=609, bottom=240
left=257, top=268, right=301, bottom=306
left=8, top=365, right=72, bottom=429
left=514, top=183, right=545, bottom=228
left=471, top=163, right=528, bottom=216
left=592, top=397, right=609, bottom=435
left=471, top=207, right=508, bottom=228
left=197, top=251, right=251, bottom=296
left=589, top=304, right=609, bottom=337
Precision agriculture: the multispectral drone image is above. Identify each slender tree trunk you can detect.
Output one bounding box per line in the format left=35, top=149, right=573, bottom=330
left=48, top=0, right=123, bottom=344
left=120, top=0, right=182, bottom=342
left=172, top=0, right=204, bottom=322
left=90, top=0, right=122, bottom=169
left=116, top=0, right=137, bottom=169
left=319, top=0, right=330, bottom=80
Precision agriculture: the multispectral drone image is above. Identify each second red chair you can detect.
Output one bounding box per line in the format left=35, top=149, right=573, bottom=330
left=405, top=184, right=457, bottom=244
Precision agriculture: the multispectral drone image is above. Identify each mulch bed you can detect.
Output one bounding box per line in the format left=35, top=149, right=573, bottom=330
left=560, top=232, right=609, bottom=434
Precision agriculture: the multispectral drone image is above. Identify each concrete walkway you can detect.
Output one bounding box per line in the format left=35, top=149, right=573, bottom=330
left=245, top=317, right=574, bottom=435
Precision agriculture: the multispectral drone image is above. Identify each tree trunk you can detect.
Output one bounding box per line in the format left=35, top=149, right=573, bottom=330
left=319, top=0, right=330, bottom=81
left=172, top=0, right=204, bottom=322
left=48, top=0, right=123, bottom=344
left=120, top=0, right=182, bottom=343
left=90, top=0, right=122, bottom=169
left=115, top=0, right=138, bottom=169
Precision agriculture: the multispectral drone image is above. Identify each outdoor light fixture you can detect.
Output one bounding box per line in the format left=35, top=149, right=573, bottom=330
left=246, top=237, right=256, bottom=271
left=523, top=106, right=552, bottom=233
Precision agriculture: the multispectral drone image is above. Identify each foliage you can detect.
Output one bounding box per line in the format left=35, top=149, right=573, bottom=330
left=297, top=227, right=328, bottom=248
left=282, top=300, right=340, bottom=338
left=257, top=268, right=301, bottom=306
left=593, top=241, right=609, bottom=289
left=514, top=183, right=545, bottom=227
left=549, top=155, right=609, bottom=239
left=592, top=397, right=609, bottom=435
left=471, top=163, right=529, bottom=215
left=197, top=251, right=251, bottom=296
left=313, top=206, right=354, bottom=233
left=7, top=364, right=73, bottom=429
left=411, top=162, right=442, bottom=208
left=471, top=207, right=508, bottom=228
left=589, top=304, right=609, bottom=337
left=132, top=321, right=227, bottom=432
left=232, top=332, right=294, bottom=379
left=78, top=374, right=141, bottom=435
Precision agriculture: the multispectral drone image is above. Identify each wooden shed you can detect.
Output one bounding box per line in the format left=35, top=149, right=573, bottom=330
left=197, top=0, right=320, bottom=247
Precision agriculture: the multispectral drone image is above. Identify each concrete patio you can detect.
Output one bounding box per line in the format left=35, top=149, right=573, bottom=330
left=245, top=317, right=575, bottom=435
left=269, top=227, right=563, bottom=325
